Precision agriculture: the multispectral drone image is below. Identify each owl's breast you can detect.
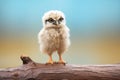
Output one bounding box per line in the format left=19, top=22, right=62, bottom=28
left=47, top=28, right=64, bottom=48
left=39, top=27, right=70, bottom=53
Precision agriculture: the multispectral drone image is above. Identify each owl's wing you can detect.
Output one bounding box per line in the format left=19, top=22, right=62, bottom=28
left=63, top=25, right=70, bottom=38
left=64, top=26, right=71, bottom=47
left=38, top=28, right=44, bottom=44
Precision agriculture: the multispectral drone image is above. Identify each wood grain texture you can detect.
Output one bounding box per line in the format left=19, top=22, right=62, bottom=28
left=0, top=56, right=120, bottom=80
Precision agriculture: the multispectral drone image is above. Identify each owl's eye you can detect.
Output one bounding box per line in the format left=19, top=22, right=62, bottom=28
left=45, top=18, right=55, bottom=24
left=59, top=17, right=64, bottom=22
left=47, top=18, right=54, bottom=23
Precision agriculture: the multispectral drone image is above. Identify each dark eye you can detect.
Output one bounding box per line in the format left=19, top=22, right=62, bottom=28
left=48, top=18, right=54, bottom=22
left=59, top=17, right=64, bottom=21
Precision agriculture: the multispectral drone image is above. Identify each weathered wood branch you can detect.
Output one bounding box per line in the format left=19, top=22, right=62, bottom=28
left=0, top=56, right=120, bottom=80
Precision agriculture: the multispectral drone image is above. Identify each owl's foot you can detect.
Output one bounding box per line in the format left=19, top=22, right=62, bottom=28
left=57, top=54, right=66, bottom=65
left=58, top=60, right=66, bottom=65
left=46, top=54, right=54, bottom=64
left=46, top=60, right=54, bottom=64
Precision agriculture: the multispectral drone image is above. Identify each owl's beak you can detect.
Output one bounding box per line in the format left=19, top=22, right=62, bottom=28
left=53, top=21, right=58, bottom=25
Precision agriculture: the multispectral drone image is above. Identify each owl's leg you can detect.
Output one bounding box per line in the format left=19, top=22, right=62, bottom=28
left=46, top=54, right=54, bottom=64
left=58, top=53, right=66, bottom=64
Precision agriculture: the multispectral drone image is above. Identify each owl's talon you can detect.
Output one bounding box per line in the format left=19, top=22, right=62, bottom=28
left=58, top=60, right=66, bottom=65
left=46, top=60, right=54, bottom=64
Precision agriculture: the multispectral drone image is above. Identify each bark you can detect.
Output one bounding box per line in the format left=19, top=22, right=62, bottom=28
left=0, top=56, right=120, bottom=80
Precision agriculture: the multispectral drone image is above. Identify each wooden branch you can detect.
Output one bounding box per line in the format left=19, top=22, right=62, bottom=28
left=0, top=56, right=120, bottom=80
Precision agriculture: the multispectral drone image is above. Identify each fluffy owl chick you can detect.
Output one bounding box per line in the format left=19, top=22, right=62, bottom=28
left=38, top=10, right=70, bottom=64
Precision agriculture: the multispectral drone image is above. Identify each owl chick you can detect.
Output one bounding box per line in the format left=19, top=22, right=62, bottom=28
left=38, top=10, right=70, bottom=64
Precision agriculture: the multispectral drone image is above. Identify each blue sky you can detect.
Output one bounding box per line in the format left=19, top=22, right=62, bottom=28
left=0, top=0, right=120, bottom=37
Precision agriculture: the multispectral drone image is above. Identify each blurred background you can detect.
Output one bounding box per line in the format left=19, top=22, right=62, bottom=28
left=0, top=0, right=120, bottom=68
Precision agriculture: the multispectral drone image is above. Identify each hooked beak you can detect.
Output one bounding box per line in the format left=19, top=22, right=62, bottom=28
left=53, top=21, right=58, bottom=25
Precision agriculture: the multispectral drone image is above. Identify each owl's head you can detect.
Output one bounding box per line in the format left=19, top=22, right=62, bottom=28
left=42, top=10, right=66, bottom=28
